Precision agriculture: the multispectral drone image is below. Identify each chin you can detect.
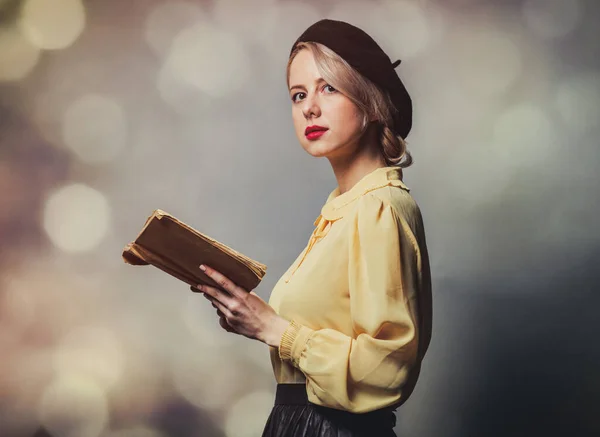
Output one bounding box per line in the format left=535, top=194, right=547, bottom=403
left=302, top=141, right=339, bottom=158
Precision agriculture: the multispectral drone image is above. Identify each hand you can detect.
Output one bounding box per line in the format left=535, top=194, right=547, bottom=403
left=190, top=264, right=290, bottom=347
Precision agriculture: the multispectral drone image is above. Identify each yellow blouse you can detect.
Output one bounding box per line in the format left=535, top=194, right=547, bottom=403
left=267, top=166, right=433, bottom=414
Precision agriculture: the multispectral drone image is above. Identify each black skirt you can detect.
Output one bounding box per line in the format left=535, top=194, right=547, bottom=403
left=261, top=383, right=398, bottom=437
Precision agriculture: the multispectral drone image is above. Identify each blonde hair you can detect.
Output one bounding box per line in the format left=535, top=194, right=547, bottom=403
left=287, top=42, right=413, bottom=168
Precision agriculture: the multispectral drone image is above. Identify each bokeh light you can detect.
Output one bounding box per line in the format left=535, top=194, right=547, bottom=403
left=1, top=1, right=598, bottom=436
left=0, top=348, right=54, bottom=437
left=42, top=184, right=111, bottom=253
left=371, top=0, right=442, bottom=59
left=62, top=94, right=128, bottom=164
left=144, top=1, right=206, bottom=58
left=18, top=0, right=86, bottom=50
left=38, top=375, right=109, bottom=437
left=156, top=62, right=213, bottom=116
left=254, top=1, right=320, bottom=62
left=0, top=25, right=41, bottom=81
left=213, top=0, right=278, bottom=39
left=53, top=326, right=124, bottom=390
left=162, top=22, right=251, bottom=99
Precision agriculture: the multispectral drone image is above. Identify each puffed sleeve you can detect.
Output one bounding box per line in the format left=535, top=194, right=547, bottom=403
left=278, top=193, right=422, bottom=413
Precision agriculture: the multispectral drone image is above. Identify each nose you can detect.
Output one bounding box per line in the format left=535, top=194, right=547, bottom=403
left=301, top=93, right=321, bottom=120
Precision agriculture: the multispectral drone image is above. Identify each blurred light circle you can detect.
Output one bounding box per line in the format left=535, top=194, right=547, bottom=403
left=371, top=0, right=439, bottom=59
left=103, top=425, right=165, bottom=437
left=165, top=22, right=251, bottom=99
left=0, top=25, right=40, bottom=81
left=43, top=184, right=111, bottom=253
left=224, top=390, right=274, bottom=437
left=156, top=63, right=213, bottom=116
left=522, top=0, right=581, bottom=40
left=144, top=1, right=206, bottom=58
left=54, top=327, right=123, bottom=390
left=1, top=349, right=55, bottom=436
left=38, top=375, right=109, bottom=437
left=18, top=0, right=86, bottom=50
left=213, top=0, right=277, bottom=39
left=62, top=94, right=128, bottom=164
left=492, top=103, right=554, bottom=163
left=172, top=347, right=242, bottom=410
left=453, top=27, right=522, bottom=98
left=255, top=1, right=320, bottom=62
left=113, top=360, right=164, bottom=416
left=555, top=71, right=600, bottom=134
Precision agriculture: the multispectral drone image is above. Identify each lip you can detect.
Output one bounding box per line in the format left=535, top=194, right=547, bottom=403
left=306, top=130, right=328, bottom=140
left=305, top=125, right=328, bottom=135
left=305, top=125, right=328, bottom=140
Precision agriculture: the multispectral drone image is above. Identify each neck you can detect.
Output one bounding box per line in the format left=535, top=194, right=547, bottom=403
left=328, top=124, right=393, bottom=195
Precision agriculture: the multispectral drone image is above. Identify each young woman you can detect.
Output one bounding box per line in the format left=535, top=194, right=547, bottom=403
left=192, top=19, right=432, bottom=437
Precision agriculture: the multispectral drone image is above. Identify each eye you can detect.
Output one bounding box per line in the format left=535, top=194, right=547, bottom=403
left=323, top=84, right=337, bottom=93
left=291, top=92, right=305, bottom=103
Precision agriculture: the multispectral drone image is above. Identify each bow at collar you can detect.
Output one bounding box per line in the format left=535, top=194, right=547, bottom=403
left=284, top=213, right=335, bottom=283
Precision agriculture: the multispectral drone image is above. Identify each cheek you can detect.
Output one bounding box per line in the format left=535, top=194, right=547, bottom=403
left=328, top=100, right=364, bottom=135
left=292, top=108, right=311, bottom=145
left=291, top=108, right=304, bottom=134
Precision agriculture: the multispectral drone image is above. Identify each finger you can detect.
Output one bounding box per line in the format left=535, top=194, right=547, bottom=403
left=201, top=293, right=221, bottom=311
left=206, top=294, right=232, bottom=319
left=219, top=316, right=234, bottom=333
left=199, top=265, right=245, bottom=299
left=197, top=283, right=234, bottom=308
left=206, top=296, right=218, bottom=310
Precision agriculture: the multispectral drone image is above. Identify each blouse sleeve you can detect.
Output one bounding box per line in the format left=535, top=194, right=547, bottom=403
left=278, top=193, right=422, bottom=413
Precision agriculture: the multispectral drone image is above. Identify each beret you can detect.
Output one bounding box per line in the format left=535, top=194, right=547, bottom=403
left=290, top=19, right=412, bottom=139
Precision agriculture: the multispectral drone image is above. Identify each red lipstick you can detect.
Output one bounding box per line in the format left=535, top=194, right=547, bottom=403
left=305, top=125, right=328, bottom=140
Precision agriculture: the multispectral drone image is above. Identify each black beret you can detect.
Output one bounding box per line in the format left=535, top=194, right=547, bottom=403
left=290, top=19, right=412, bottom=139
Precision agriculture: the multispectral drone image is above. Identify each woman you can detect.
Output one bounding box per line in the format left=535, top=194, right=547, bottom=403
left=192, top=19, right=432, bottom=437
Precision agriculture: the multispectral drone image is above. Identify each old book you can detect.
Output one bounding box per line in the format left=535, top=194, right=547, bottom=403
left=122, top=209, right=267, bottom=292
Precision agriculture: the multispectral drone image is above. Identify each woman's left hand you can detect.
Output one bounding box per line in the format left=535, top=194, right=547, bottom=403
left=191, top=264, right=290, bottom=347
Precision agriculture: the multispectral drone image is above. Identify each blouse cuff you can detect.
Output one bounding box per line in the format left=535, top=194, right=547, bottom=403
left=278, top=319, right=314, bottom=367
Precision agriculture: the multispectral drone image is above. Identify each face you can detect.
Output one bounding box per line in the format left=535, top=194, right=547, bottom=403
left=288, top=49, right=366, bottom=160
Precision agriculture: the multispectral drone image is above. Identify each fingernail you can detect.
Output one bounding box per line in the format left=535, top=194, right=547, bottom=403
left=199, top=264, right=206, bottom=271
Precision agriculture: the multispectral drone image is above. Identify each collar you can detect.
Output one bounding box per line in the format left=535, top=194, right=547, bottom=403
left=284, top=166, right=408, bottom=283
left=315, top=166, right=409, bottom=224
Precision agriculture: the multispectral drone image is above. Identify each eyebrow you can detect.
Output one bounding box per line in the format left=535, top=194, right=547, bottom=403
left=289, top=77, right=327, bottom=92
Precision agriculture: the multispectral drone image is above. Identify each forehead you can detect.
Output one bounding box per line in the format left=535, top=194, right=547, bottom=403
left=289, top=49, right=321, bottom=85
